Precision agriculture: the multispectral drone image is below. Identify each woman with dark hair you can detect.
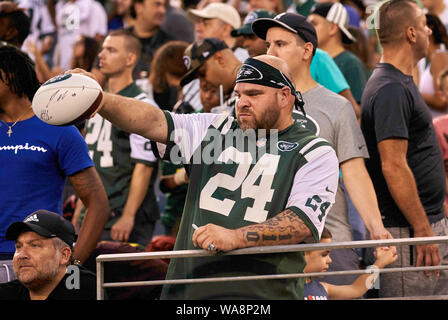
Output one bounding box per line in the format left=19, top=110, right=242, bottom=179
left=418, top=13, right=448, bottom=117
left=137, top=40, right=188, bottom=111
left=343, top=25, right=373, bottom=72
left=71, top=35, right=101, bottom=71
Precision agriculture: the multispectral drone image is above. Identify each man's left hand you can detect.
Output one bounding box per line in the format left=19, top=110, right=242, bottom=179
left=192, top=224, right=243, bottom=252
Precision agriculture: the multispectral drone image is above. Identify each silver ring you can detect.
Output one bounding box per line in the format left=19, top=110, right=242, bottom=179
left=207, top=243, right=216, bottom=251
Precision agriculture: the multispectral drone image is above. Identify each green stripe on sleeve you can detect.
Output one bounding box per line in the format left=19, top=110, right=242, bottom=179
left=287, top=206, right=320, bottom=243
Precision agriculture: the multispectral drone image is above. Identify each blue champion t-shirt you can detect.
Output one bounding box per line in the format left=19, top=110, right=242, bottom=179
left=0, top=116, right=93, bottom=254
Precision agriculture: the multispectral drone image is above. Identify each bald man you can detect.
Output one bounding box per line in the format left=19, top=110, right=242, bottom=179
left=67, top=56, right=339, bottom=299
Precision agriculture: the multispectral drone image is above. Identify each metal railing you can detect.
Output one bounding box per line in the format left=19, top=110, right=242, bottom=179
left=96, top=236, right=448, bottom=300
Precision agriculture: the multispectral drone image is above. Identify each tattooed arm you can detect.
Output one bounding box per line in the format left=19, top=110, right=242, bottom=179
left=193, top=147, right=339, bottom=252
left=69, top=166, right=110, bottom=264
left=192, top=209, right=312, bottom=252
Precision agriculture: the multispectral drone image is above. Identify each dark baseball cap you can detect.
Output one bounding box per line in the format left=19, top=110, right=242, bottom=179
left=252, top=12, right=317, bottom=55
left=231, top=10, right=276, bottom=37
left=180, top=38, right=228, bottom=87
left=6, top=210, right=77, bottom=247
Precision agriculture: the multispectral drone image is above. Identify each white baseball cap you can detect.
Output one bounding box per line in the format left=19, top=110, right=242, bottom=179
left=310, top=2, right=356, bottom=44
left=188, top=3, right=241, bottom=29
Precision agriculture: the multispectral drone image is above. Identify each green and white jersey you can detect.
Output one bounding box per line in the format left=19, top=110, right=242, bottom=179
left=154, top=111, right=339, bottom=300
left=81, top=82, right=159, bottom=228
left=293, top=85, right=369, bottom=242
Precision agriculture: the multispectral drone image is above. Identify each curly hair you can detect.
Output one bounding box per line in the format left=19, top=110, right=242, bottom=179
left=0, top=45, right=40, bottom=101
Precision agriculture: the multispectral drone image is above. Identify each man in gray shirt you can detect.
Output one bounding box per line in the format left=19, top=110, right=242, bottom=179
left=253, top=12, right=394, bottom=285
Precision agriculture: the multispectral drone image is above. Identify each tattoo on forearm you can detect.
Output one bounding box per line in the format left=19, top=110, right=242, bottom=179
left=246, top=232, right=260, bottom=242
left=244, top=209, right=311, bottom=245
left=279, top=234, right=293, bottom=241
left=70, top=167, right=103, bottom=199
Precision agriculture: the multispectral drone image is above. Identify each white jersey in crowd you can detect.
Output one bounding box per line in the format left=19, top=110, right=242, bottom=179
left=54, top=0, right=108, bottom=71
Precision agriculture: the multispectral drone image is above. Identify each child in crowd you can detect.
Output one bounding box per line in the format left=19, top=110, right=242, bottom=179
left=303, top=228, right=397, bottom=300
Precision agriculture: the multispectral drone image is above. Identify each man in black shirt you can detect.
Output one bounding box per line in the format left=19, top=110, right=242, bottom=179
left=361, top=0, right=448, bottom=297
left=128, top=0, right=173, bottom=79
left=0, top=210, right=96, bottom=300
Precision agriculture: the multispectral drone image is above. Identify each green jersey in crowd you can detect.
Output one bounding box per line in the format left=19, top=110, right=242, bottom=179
left=80, top=82, right=159, bottom=231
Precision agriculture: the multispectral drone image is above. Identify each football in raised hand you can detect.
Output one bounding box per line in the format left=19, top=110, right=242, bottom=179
left=32, top=73, right=103, bottom=126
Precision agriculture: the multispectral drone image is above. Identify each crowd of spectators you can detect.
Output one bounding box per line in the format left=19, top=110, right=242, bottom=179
left=0, top=0, right=447, bottom=300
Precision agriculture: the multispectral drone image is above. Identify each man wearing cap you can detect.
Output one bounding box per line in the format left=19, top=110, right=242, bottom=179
left=249, top=12, right=360, bottom=118
left=252, top=12, right=393, bottom=286
left=67, top=54, right=339, bottom=299
left=182, top=2, right=249, bottom=113
left=180, top=38, right=242, bottom=113
left=231, top=9, right=276, bottom=57
left=187, top=2, right=249, bottom=62
left=0, top=210, right=96, bottom=300
left=308, top=2, right=369, bottom=103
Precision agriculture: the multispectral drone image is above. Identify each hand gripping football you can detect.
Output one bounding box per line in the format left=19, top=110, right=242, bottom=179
left=32, top=73, right=103, bottom=126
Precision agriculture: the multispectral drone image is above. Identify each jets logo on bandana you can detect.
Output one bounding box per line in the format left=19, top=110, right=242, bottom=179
left=183, top=55, right=191, bottom=70
left=236, top=64, right=263, bottom=82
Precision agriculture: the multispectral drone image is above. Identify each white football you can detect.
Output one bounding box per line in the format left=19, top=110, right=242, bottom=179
left=32, top=73, right=103, bottom=126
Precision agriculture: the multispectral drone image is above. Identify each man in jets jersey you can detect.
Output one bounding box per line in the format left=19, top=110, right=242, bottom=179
left=69, top=55, right=339, bottom=299
left=74, top=30, right=159, bottom=246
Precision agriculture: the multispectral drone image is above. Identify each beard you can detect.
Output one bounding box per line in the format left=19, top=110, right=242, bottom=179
left=15, top=258, right=61, bottom=290
left=237, top=100, right=280, bottom=132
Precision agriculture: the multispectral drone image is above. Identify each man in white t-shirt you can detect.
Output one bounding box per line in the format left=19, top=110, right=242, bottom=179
left=187, top=2, right=249, bottom=62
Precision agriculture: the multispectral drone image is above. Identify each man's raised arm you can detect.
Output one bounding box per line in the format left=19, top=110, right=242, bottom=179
left=69, top=68, right=168, bottom=143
